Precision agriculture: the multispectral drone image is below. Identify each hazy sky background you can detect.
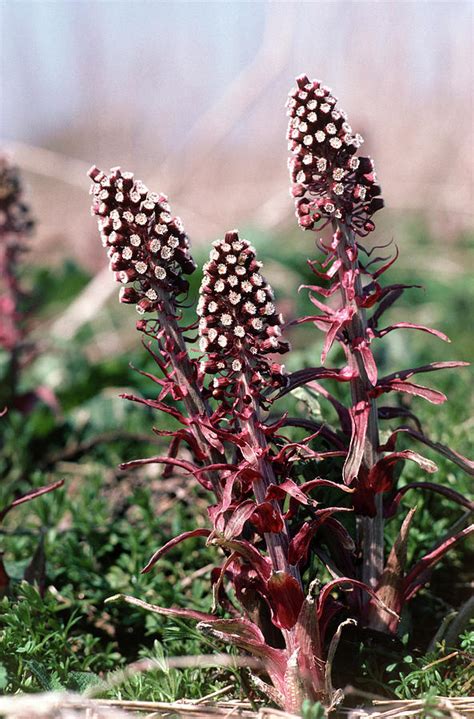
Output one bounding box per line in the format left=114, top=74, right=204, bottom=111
left=1, top=1, right=472, bottom=265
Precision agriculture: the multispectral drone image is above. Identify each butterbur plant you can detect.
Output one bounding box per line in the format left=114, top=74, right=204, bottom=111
left=285, top=75, right=473, bottom=631
left=0, top=155, right=35, bottom=408
left=89, top=75, right=473, bottom=711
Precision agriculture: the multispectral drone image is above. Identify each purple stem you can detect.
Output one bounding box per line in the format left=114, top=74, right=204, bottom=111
left=335, top=221, right=384, bottom=588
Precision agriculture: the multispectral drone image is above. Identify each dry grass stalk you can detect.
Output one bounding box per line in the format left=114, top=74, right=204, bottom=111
left=0, top=693, right=473, bottom=719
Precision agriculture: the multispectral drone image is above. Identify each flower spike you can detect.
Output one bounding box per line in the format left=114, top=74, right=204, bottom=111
left=287, top=74, right=383, bottom=235
left=88, top=165, right=196, bottom=313
left=0, top=156, right=34, bottom=238
left=198, top=231, right=289, bottom=391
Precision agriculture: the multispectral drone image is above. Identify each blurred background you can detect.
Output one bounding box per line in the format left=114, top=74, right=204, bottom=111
left=1, top=0, right=473, bottom=271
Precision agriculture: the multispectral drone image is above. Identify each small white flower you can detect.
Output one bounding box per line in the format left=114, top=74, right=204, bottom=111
left=168, top=236, right=179, bottom=249
left=228, top=275, right=238, bottom=287
left=155, top=223, right=167, bottom=235
left=208, top=301, right=218, bottom=313
left=307, top=99, right=317, bottom=110
left=302, top=154, right=313, bottom=165
left=255, top=289, right=266, bottom=303
left=252, top=273, right=263, bottom=286
left=333, top=168, right=345, bottom=180
left=330, top=137, right=342, bottom=149
left=317, top=158, right=327, bottom=172
left=217, top=263, right=227, bottom=275
left=234, top=326, right=245, bottom=337
left=123, top=211, right=134, bottom=223
left=221, top=313, right=232, bottom=326
left=130, top=234, right=141, bottom=246
left=241, top=280, right=252, bottom=293
left=227, top=254, right=237, bottom=264
left=320, top=103, right=330, bottom=113
left=324, top=203, right=335, bottom=214
left=161, top=246, right=173, bottom=260
left=296, top=171, right=306, bottom=183
left=215, top=279, right=225, bottom=292
left=160, top=212, right=172, bottom=223
left=122, top=247, right=133, bottom=260
left=154, top=266, right=166, bottom=279
left=235, top=266, right=246, bottom=276
left=199, top=337, right=208, bottom=352
left=315, top=130, right=326, bottom=143
left=146, top=288, right=157, bottom=300
left=333, top=183, right=344, bottom=195
left=149, top=239, right=161, bottom=253
left=229, top=291, right=241, bottom=305
left=264, top=302, right=275, bottom=315
left=232, top=359, right=242, bottom=371
left=350, top=157, right=360, bottom=170
left=303, top=135, right=313, bottom=146
left=251, top=318, right=263, bottom=330
left=135, top=213, right=147, bottom=225
left=217, top=335, right=228, bottom=347
left=135, top=261, right=147, bottom=274
left=244, top=302, right=256, bottom=315
left=208, top=328, right=218, bottom=342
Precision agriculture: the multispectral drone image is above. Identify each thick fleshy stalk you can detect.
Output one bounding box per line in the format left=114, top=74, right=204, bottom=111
left=287, top=74, right=473, bottom=617
left=287, top=76, right=384, bottom=586
left=333, top=221, right=383, bottom=587
left=89, top=166, right=225, bottom=498
left=198, top=232, right=304, bottom=648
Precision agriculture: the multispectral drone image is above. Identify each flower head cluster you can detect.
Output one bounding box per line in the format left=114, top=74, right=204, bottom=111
left=89, top=166, right=196, bottom=313
left=0, top=155, right=34, bottom=354
left=0, top=155, right=34, bottom=238
left=287, top=75, right=383, bottom=236
left=197, top=231, right=288, bottom=389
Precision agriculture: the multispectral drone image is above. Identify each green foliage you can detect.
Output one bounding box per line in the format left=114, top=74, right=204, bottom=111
left=387, top=637, right=474, bottom=699
left=0, top=583, right=118, bottom=693
left=301, top=698, right=327, bottom=719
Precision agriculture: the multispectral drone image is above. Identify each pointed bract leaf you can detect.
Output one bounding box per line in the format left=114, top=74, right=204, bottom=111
left=141, top=529, right=211, bottom=574
left=403, top=524, right=474, bottom=600
left=267, top=571, right=305, bottom=630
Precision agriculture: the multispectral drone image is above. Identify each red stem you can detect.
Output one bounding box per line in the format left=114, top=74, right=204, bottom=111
left=335, top=221, right=384, bottom=588
left=156, top=289, right=225, bottom=500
